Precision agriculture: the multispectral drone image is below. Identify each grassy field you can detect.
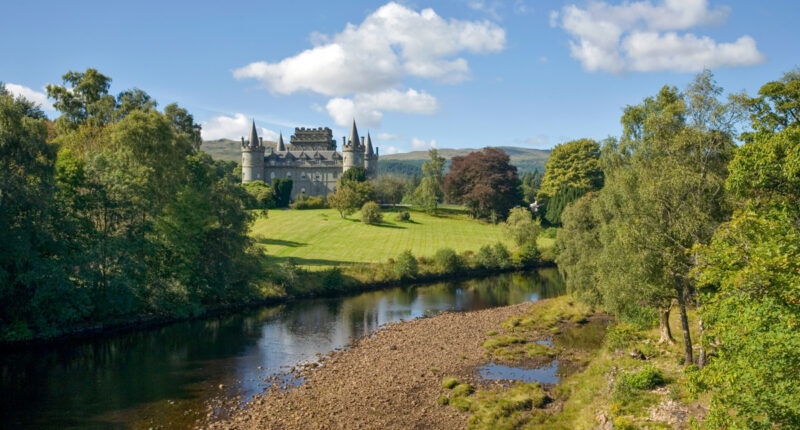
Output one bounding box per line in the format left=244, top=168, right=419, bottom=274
left=250, top=206, right=518, bottom=268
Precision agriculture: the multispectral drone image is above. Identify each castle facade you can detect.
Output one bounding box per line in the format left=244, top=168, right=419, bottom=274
left=241, top=120, right=378, bottom=199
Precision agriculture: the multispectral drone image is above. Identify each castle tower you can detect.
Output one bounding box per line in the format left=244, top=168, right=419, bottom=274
left=342, top=119, right=364, bottom=172
left=241, top=120, right=265, bottom=183
left=364, top=132, right=378, bottom=179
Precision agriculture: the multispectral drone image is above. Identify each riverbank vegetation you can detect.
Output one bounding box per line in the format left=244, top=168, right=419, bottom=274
left=550, top=70, right=800, bottom=428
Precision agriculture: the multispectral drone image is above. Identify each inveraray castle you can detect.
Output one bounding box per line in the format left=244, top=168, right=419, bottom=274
left=241, top=119, right=378, bottom=199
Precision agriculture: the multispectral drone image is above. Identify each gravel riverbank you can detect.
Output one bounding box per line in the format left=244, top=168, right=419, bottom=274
left=208, top=300, right=543, bottom=429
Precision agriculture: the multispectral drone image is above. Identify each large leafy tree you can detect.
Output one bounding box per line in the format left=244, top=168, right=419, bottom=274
left=443, top=147, right=521, bottom=220
left=693, top=70, right=800, bottom=428
left=558, top=73, right=738, bottom=361
left=411, top=149, right=445, bottom=214
left=537, top=138, right=603, bottom=202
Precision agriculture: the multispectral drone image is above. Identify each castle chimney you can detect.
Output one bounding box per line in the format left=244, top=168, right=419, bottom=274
left=259, top=137, right=263, bottom=146
left=361, top=136, right=365, bottom=146
left=342, top=136, right=346, bottom=146
left=241, top=136, right=245, bottom=146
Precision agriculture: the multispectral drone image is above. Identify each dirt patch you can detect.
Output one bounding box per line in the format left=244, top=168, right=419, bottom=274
left=206, top=301, right=544, bottom=429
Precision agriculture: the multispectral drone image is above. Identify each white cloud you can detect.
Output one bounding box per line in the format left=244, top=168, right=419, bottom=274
left=553, top=0, right=765, bottom=73
left=201, top=113, right=279, bottom=141
left=468, top=1, right=502, bottom=21
left=513, top=0, right=531, bottom=15
left=325, top=88, right=439, bottom=127
left=4, top=83, right=53, bottom=110
left=411, top=137, right=437, bottom=149
left=377, top=132, right=403, bottom=141
left=234, top=2, right=505, bottom=96
left=383, top=145, right=399, bottom=155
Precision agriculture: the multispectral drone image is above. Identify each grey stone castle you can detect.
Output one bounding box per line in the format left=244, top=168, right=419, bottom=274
left=241, top=119, right=378, bottom=199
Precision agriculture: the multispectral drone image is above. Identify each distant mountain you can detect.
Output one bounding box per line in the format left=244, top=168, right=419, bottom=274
left=379, top=147, right=550, bottom=176
left=200, top=140, right=549, bottom=176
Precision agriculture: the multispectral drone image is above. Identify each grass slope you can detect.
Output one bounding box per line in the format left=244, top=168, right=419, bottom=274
left=250, top=207, right=513, bottom=267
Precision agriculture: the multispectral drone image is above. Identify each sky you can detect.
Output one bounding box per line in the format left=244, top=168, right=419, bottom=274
left=2, top=0, right=798, bottom=154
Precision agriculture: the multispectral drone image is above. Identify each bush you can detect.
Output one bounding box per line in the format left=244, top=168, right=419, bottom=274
left=433, top=248, right=461, bottom=273
left=290, top=195, right=327, bottom=209
left=394, top=250, right=419, bottom=279
left=477, top=245, right=497, bottom=268
left=321, top=267, right=344, bottom=292
left=605, top=323, right=642, bottom=350
left=360, top=201, right=383, bottom=224
left=516, top=243, right=541, bottom=266
left=395, top=210, right=411, bottom=222
left=493, top=242, right=512, bottom=269
left=614, top=365, right=666, bottom=403
left=442, top=377, right=459, bottom=389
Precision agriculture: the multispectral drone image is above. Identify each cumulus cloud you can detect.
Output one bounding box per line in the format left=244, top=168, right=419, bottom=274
left=552, top=0, right=765, bottom=73
left=383, top=145, right=400, bottom=155
left=201, top=113, right=279, bottom=141
left=234, top=2, right=505, bottom=95
left=411, top=137, right=437, bottom=150
left=325, top=88, right=438, bottom=127
left=4, top=83, right=53, bottom=110
left=234, top=2, right=504, bottom=127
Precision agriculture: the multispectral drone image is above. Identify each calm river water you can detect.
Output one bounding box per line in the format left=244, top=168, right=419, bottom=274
left=0, top=268, right=564, bottom=429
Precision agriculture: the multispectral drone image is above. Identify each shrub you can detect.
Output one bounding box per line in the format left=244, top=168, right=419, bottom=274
left=394, top=250, right=419, bottom=278
left=290, top=195, right=327, bottom=209
left=433, top=248, right=461, bottom=273
left=452, top=383, right=474, bottom=397
left=476, top=245, right=497, bottom=268
left=614, top=365, right=666, bottom=405
left=395, top=209, right=411, bottom=222
left=515, top=243, right=540, bottom=266
left=442, top=377, right=459, bottom=389
left=493, top=242, right=512, bottom=269
left=320, top=267, right=344, bottom=292
left=605, top=323, right=642, bottom=350
left=361, top=201, right=383, bottom=224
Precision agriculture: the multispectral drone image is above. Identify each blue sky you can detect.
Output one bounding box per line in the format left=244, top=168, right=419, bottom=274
left=2, top=0, right=798, bottom=154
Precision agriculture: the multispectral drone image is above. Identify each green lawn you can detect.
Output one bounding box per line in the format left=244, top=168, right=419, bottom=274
left=250, top=207, right=514, bottom=268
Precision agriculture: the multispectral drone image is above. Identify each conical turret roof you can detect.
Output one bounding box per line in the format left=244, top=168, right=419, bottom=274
left=349, top=119, right=359, bottom=147
left=249, top=120, right=259, bottom=147
left=277, top=132, right=286, bottom=151
left=365, top=132, right=374, bottom=155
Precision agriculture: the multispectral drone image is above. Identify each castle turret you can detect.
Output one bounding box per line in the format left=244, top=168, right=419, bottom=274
left=277, top=132, right=286, bottom=151
left=342, top=119, right=364, bottom=172
left=241, top=120, right=265, bottom=183
left=364, top=132, right=378, bottom=179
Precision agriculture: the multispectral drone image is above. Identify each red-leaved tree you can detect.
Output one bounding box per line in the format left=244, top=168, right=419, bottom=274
left=443, top=147, right=521, bottom=220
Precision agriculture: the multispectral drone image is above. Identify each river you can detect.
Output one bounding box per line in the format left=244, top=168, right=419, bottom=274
left=0, top=268, right=564, bottom=429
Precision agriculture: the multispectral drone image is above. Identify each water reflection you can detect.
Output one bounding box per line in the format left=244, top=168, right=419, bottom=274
left=0, top=268, right=564, bottom=429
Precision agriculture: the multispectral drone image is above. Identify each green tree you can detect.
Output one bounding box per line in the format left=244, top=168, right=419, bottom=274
left=360, top=201, right=382, bottom=224
left=341, top=166, right=367, bottom=183
left=411, top=149, right=445, bottom=214
left=692, top=71, right=800, bottom=428
left=46, top=68, right=117, bottom=133
left=536, top=138, right=603, bottom=203
left=271, top=178, right=293, bottom=207
left=502, top=207, right=541, bottom=247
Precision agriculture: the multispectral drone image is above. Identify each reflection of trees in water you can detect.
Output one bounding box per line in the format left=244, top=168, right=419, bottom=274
left=0, top=269, right=567, bottom=428
left=0, top=310, right=279, bottom=427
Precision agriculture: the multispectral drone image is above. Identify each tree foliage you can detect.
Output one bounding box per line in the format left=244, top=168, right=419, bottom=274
left=443, top=148, right=521, bottom=219
left=1, top=69, right=261, bottom=340
left=502, top=207, right=541, bottom=247
left=271, top=178, right=293, bottom=207
left=536, top=138, right=603, bottom=203
left=692, top=71, right=800, bottom=428
left=411, top=149, right=445, bottom=214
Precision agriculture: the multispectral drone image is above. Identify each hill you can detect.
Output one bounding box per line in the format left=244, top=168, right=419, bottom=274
left=380, top=147, right=550, bottom=176
left=200, top=140, right=550, bottom=176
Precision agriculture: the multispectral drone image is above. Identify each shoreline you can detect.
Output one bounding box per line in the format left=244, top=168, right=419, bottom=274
left=0, top=261, right=555, bottom=350
left=208, top=299, right=543, bottom=429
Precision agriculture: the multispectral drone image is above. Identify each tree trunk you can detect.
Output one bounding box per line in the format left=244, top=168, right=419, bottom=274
left=658, top=305, right=675, bottom=344
left=697, top=316, right=706, bottom=369
left=676, top=281, right=693, bottom=365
